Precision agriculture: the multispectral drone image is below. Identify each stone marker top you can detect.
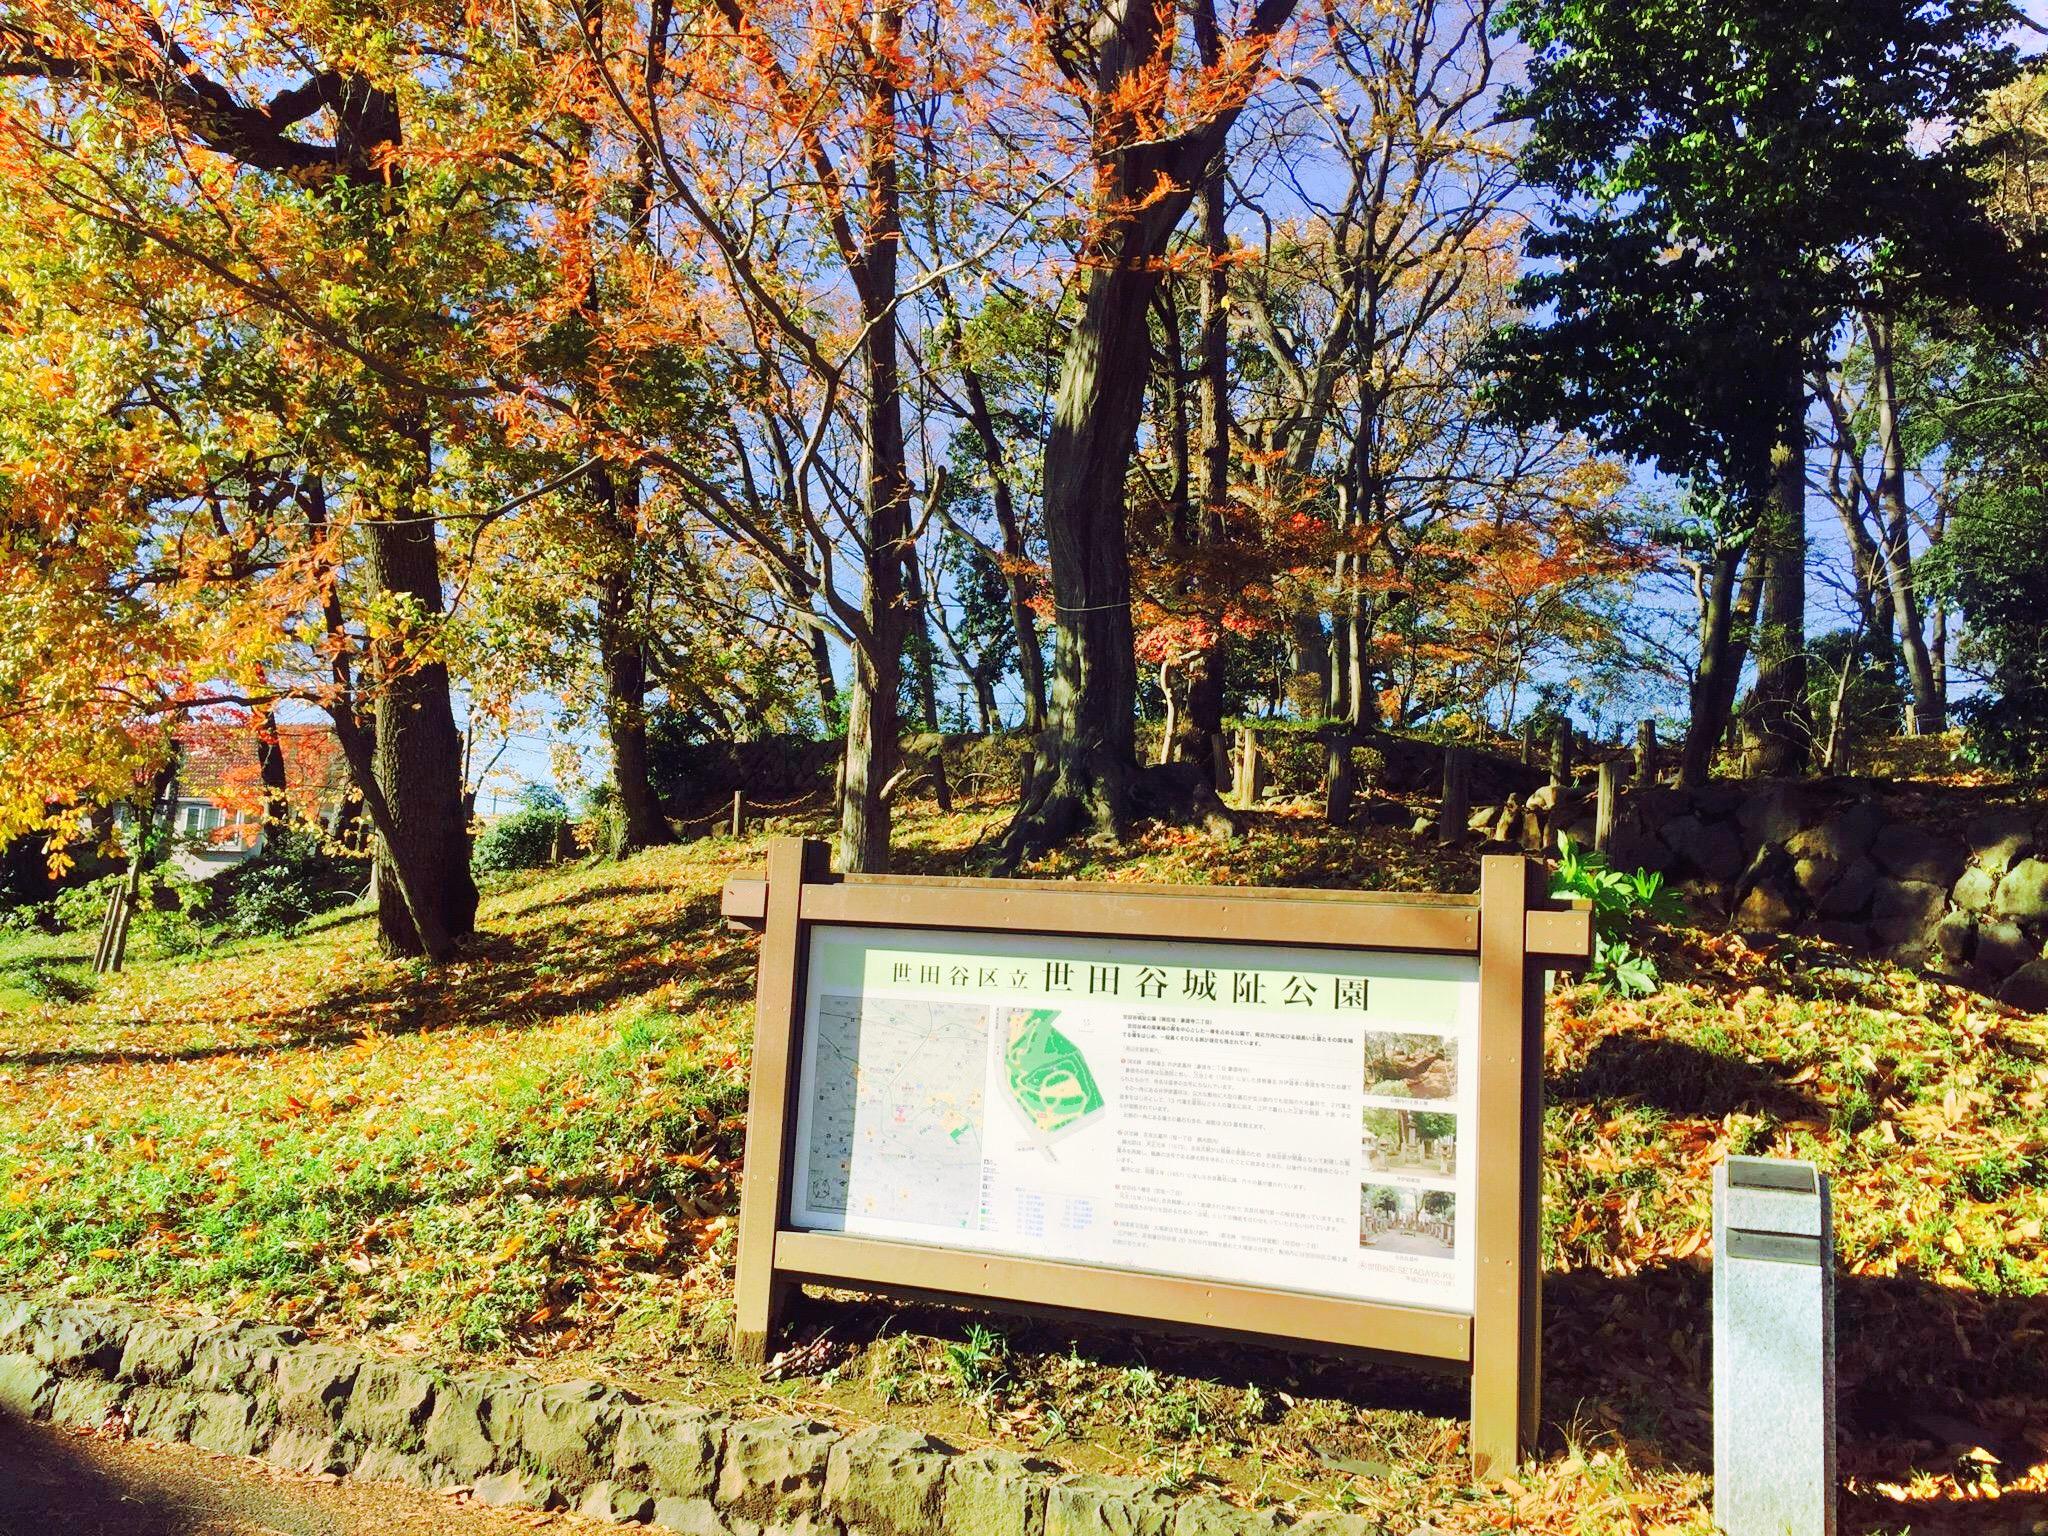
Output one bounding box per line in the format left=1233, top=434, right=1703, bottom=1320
left=1717, top=1157, right=1828, bottom=1239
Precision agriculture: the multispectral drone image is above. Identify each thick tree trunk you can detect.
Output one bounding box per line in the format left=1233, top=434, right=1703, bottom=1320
left=597, top=563, right=672, bottom=855
left=1747, top=363, right=1812, bottom=777
left=1680, top=543, right=1764, bottom=788
left=1001, top=255, right=1154, bottom=861
left=839, top=649, right=902, bottom=871
left=360, top=461, right=478, bottom=958
left=253, top=703, right=291, bottom=836
left=1866, top=311, right=1945, bottom=734
left=835, top=0, right=911, bottom=874
left=587, top=460, right=672, bottom=856
left=998, top=0, right=1296, bottom=864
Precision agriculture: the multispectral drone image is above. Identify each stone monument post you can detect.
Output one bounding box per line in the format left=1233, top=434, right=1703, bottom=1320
left=1714, top=1156, right=1836, bottom=1536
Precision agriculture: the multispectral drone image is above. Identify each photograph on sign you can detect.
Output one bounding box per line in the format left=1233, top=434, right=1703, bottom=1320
left=1360, top=1183, right=1456, bottom=1258
left=1360, top=1031, right=1457, bottom=1101
left=787, top=924, right=1480, bottom=1313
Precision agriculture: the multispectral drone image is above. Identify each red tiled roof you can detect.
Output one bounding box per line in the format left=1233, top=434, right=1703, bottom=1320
left=173, top=721, right=349, bottom=810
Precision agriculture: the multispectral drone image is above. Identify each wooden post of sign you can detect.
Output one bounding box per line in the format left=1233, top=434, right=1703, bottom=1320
left=731, top=836, right=831, bottom=1362
left=1470, top=854, right=1544, bottom=1475
left=730, top=791, right=745, bottom=839
left=1594, top=760, right=1622, bottom=853
left=1635, top=719, right=1657, bottom=785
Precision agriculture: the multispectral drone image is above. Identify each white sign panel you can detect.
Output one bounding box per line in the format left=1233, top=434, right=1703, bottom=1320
left=788, top=925, right=1480, bottom=1313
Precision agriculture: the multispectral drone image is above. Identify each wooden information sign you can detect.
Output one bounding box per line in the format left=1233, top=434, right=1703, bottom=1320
left=721, top=839, right=1591, bottom=1472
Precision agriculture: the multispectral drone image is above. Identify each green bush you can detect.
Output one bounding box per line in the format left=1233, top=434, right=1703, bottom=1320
left=0, top=904, right=48, bottom=934
left=50, top=875, right=122, bottom=933
left=473, top=801, right=570, bottom=873
left=47, top=868, right=217, bottom=956
left=219, top=828, right=363, bottom=938
left=1, top=960, right=92, bottom=1003
left=1551, top=835, right=1686, bottom=998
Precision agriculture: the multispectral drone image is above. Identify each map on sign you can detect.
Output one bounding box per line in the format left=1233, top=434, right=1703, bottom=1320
left=802, top=995, right=987, bottom=1229
left=1001, top=1007, right=1105, bottom=1146
left=786, top=924, right=1481, bottom=1312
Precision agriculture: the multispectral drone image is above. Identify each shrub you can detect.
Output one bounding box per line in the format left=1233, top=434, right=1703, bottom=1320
left=218, top=827, right=363, bottom=938
left=45, top=867, right=217, bottom=956
left=473, top=798, right=570, bottom=874
left=0, top=904, right=49, bottom=934
left=1552, top=835, right=1686, bottom=997
left=50, top=875, right=123, bottom=933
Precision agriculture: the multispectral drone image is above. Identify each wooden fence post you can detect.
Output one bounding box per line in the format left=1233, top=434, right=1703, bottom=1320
left=1635, top=719, right=1658, bottom=785
left=1237, top=728, right=1265, bottom=807
left=1595, top=759, right=1622, bottom=853
left=1438, top=745, right=1472, bottom=843
left=1550, top=724, right=1574, bottom=789
left=730, top=790, right=745, bottom=839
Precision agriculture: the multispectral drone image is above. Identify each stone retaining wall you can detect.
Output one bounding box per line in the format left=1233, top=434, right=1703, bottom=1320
left=1578, top=782, right=2048, bottom=1009
left=0, top=1294, right=1366, bottom=1536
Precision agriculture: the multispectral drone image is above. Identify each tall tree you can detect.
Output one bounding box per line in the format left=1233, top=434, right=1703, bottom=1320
left=0, top=8, right=514, bottom=954
left=1000, top=0, right=1300, bottom=863
left=1488, top=0, right=2032, bottom=781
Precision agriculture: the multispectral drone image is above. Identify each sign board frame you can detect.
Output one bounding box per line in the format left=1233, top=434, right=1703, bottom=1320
left=721, top=838, right=1590, bottom=1473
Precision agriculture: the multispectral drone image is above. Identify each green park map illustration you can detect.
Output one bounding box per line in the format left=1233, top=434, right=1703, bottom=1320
left=1002, top=1008, right=1106, bottom=1140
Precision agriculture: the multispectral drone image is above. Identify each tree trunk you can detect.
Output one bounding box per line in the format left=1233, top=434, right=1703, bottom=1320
left=1866, top=310, right=1945, bottom=734
left=835, top=0, right=911, bottom=874
left=955, top=351, right=1046, bottom=730
left=1330, top=425, right=1381, bottom=728
left=253, top=703, right=291, bottom=837
left=1747, top=362, right=1812, bottom=777
left=1185, top=120, right=1230, bottom=749
left=807, top=623, right=839, bottom=714
left=903, top=547, right=942, bottom=732
left=1001, top=255, right=1154, bottom=860
left=597, top=558, right=672, bottom=855
left=1680, top=542, right=1764, bottom=788
left=359, top=456, right=478, bottom=958
left=998, top=0, right=1296, bottom=864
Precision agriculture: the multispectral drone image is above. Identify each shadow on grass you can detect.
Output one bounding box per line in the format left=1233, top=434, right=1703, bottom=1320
left=1551, top=1031, right=1825, bottom=1120
left=1544, top=1262, right=2048, bottom=1528
left=0, top=886, right=753, bottom=1071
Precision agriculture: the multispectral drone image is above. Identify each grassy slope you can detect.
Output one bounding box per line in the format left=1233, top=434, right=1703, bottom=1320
left=0, top=798, right=2043, bottom=1533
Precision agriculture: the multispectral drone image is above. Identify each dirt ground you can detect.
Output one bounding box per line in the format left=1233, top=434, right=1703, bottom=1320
left=0, top=1417, right=579, bottom=1536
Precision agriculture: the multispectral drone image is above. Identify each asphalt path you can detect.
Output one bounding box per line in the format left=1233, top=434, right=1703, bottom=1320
left=0, top=1417, right=564, bottom=1536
